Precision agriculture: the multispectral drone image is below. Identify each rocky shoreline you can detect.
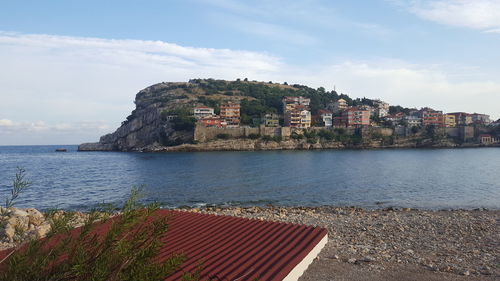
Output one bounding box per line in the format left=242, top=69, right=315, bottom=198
left=78, top=138, right=500, bottom=152
left=2, top=206, right=498, bottom=280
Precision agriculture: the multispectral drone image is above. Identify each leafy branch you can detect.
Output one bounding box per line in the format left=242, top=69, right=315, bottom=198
left=4, top=167, right=31, bottom=209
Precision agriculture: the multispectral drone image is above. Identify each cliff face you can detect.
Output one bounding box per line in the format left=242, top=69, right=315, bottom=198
left=79, top=82, right=199, bottom=151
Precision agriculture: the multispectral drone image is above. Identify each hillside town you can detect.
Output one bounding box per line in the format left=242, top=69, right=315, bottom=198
left=192, top=96, right=500, bottom=144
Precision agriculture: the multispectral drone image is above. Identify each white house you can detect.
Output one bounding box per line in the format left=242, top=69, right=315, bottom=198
left=193, top=106, right=215, bottom=119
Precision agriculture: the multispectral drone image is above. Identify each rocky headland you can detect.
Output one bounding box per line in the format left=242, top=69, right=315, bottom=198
left=78, top=79, right=500, bottom=153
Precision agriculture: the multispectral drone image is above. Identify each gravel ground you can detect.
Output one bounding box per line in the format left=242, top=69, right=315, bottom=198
left=190, top=206, right=499, bottom=281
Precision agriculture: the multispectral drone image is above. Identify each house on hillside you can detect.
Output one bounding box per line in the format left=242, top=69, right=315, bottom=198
left=285, top=109, right=311, bottom=128
left=403, top=115, right=421, bottom=127
left=327, top=98, right=348, bottom=114
left=318, top=109, right=333, bottom=127
left=373, top=99, right=390, bottom=118
left=442, top=114, right=456, bottom=128
left=447, top=112, right=472, bottom=126
left=193, top=106, right=215, bottom=119
left=199, top=116, right=226, bottom=127
left=282, top=96, right=310, bottom=112
left=420, top=108, right=443, bottom=127
left=262, top=113, right=279, bottom=127
left=385, top=112, right=404, bottom=125
left=471, top=113, right=491, bottom=125
left=342, top=107, right=370, bottom=127
left=220, top=102, right=240, bottom=127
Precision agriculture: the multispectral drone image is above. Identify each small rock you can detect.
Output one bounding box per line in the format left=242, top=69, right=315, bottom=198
left=362, top=256, right=376, bottom=262
left=347, top=258, right=357, bottom=264
left=2, top=225, right=15, bottom=241
left=26, top=208, right=44, bottom=226
left=403, top=249, right=414, bottom=255
left=10, top=208, right=28, bottom=217
left=34, top=223, right=51, bottom=238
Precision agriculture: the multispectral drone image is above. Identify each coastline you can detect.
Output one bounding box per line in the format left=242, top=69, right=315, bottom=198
left=78, top=138, right=500, bottom=152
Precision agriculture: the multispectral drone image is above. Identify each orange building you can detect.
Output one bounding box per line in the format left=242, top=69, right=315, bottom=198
left=342, top=107, right=370, bottom=127
left=282, top=96, right=310, bottom=112
left=447, top=112, right=472, bottom=126
left=421, top=109, right=443, bottom=126
left=199, top=116, right=225, bottom=127
left=220, top=102, right=240, bottom=127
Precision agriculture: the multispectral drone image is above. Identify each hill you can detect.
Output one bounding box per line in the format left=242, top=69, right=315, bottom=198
left=78, top=79, right=385, bottom=151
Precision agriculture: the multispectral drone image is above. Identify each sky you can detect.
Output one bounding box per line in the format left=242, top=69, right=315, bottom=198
left=1, top=0, right=499, bottom=145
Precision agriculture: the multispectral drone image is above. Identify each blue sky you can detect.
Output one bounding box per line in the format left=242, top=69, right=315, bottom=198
left=1, top=0, right=499, bottom=144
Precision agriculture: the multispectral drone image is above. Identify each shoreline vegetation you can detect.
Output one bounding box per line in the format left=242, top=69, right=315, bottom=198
left=1, top=206, right=498, bottom=280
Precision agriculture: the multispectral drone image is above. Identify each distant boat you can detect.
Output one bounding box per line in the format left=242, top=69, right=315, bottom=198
left=55, top=148, right=67, bottom=152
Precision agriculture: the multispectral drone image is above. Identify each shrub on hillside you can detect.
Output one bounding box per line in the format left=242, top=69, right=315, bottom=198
left=261, top=135, right=273, bottom=142
left=247, top=133, right=260, bottom=139
left=216, top=133, right=231, bottom=140
left=318, top=129, right=335, bottom=141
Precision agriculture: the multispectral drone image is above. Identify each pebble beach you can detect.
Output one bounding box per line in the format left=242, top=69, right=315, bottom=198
left=1, top=206, right=498, bottom=280
left=195, top=206, right=499, bottom=280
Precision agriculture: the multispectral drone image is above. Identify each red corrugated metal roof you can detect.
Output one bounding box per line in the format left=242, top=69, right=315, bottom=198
left=0, top=210, right=327, bottom=281
left=157, top=211, right=327, bottom=281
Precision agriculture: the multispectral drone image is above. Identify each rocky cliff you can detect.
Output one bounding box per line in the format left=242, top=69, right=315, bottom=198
left=79, top=82, right=207, bottom=151
left=79, top=79, right=305, bottom=151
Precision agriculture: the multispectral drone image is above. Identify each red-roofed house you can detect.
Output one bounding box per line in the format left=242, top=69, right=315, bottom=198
left=479, top=134, right=493, bottom=144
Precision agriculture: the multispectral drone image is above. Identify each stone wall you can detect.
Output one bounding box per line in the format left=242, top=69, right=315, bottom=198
left=194, top=125, right=362, bottom=142
left=446, top=127, right=460, bottom=137
left=446, top=126, right=474, bottom=141
left=360, top=127, right=394, bottom=138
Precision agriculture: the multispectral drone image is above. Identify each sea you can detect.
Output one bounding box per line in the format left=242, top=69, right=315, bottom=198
left=0, top=145, right=499, bottom=211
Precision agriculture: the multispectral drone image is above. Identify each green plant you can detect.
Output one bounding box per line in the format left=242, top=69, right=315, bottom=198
left=261, top=135, right=272, bottom=142
left=247, top=133, right=260, bottom=139
left=4, top=167, right=31, bottom=209
left=318, top=130, right=335, bottom=141
left=307, top=137, right=318, bottom=144
left=0, top=187, right=195, bottom=281
left=216, top=133, right=231, bottom=140
left=271, top=136, right=282, bottom=142
left=334, top=128, right=346, bottom=135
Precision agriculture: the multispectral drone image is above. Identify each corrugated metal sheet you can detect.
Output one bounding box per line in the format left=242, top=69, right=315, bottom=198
left=0, top=210, right=327, bottom=281
left=157, top=210, right=327, bottom=281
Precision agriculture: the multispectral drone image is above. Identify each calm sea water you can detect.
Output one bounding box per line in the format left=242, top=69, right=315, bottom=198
left=0, top=145, right=499, bottom=211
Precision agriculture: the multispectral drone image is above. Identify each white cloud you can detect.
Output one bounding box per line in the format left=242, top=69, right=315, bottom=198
left=0, top=31, right=498, bottom=144
left=0, top=119, right=112, bottom=145
left=402, top=0, right=500, bottom=33
left=0, top=31, right=283, bottom=144
left=0, top=119, right=14, bottom=127
left=289, top=61, right=500, bottom=118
